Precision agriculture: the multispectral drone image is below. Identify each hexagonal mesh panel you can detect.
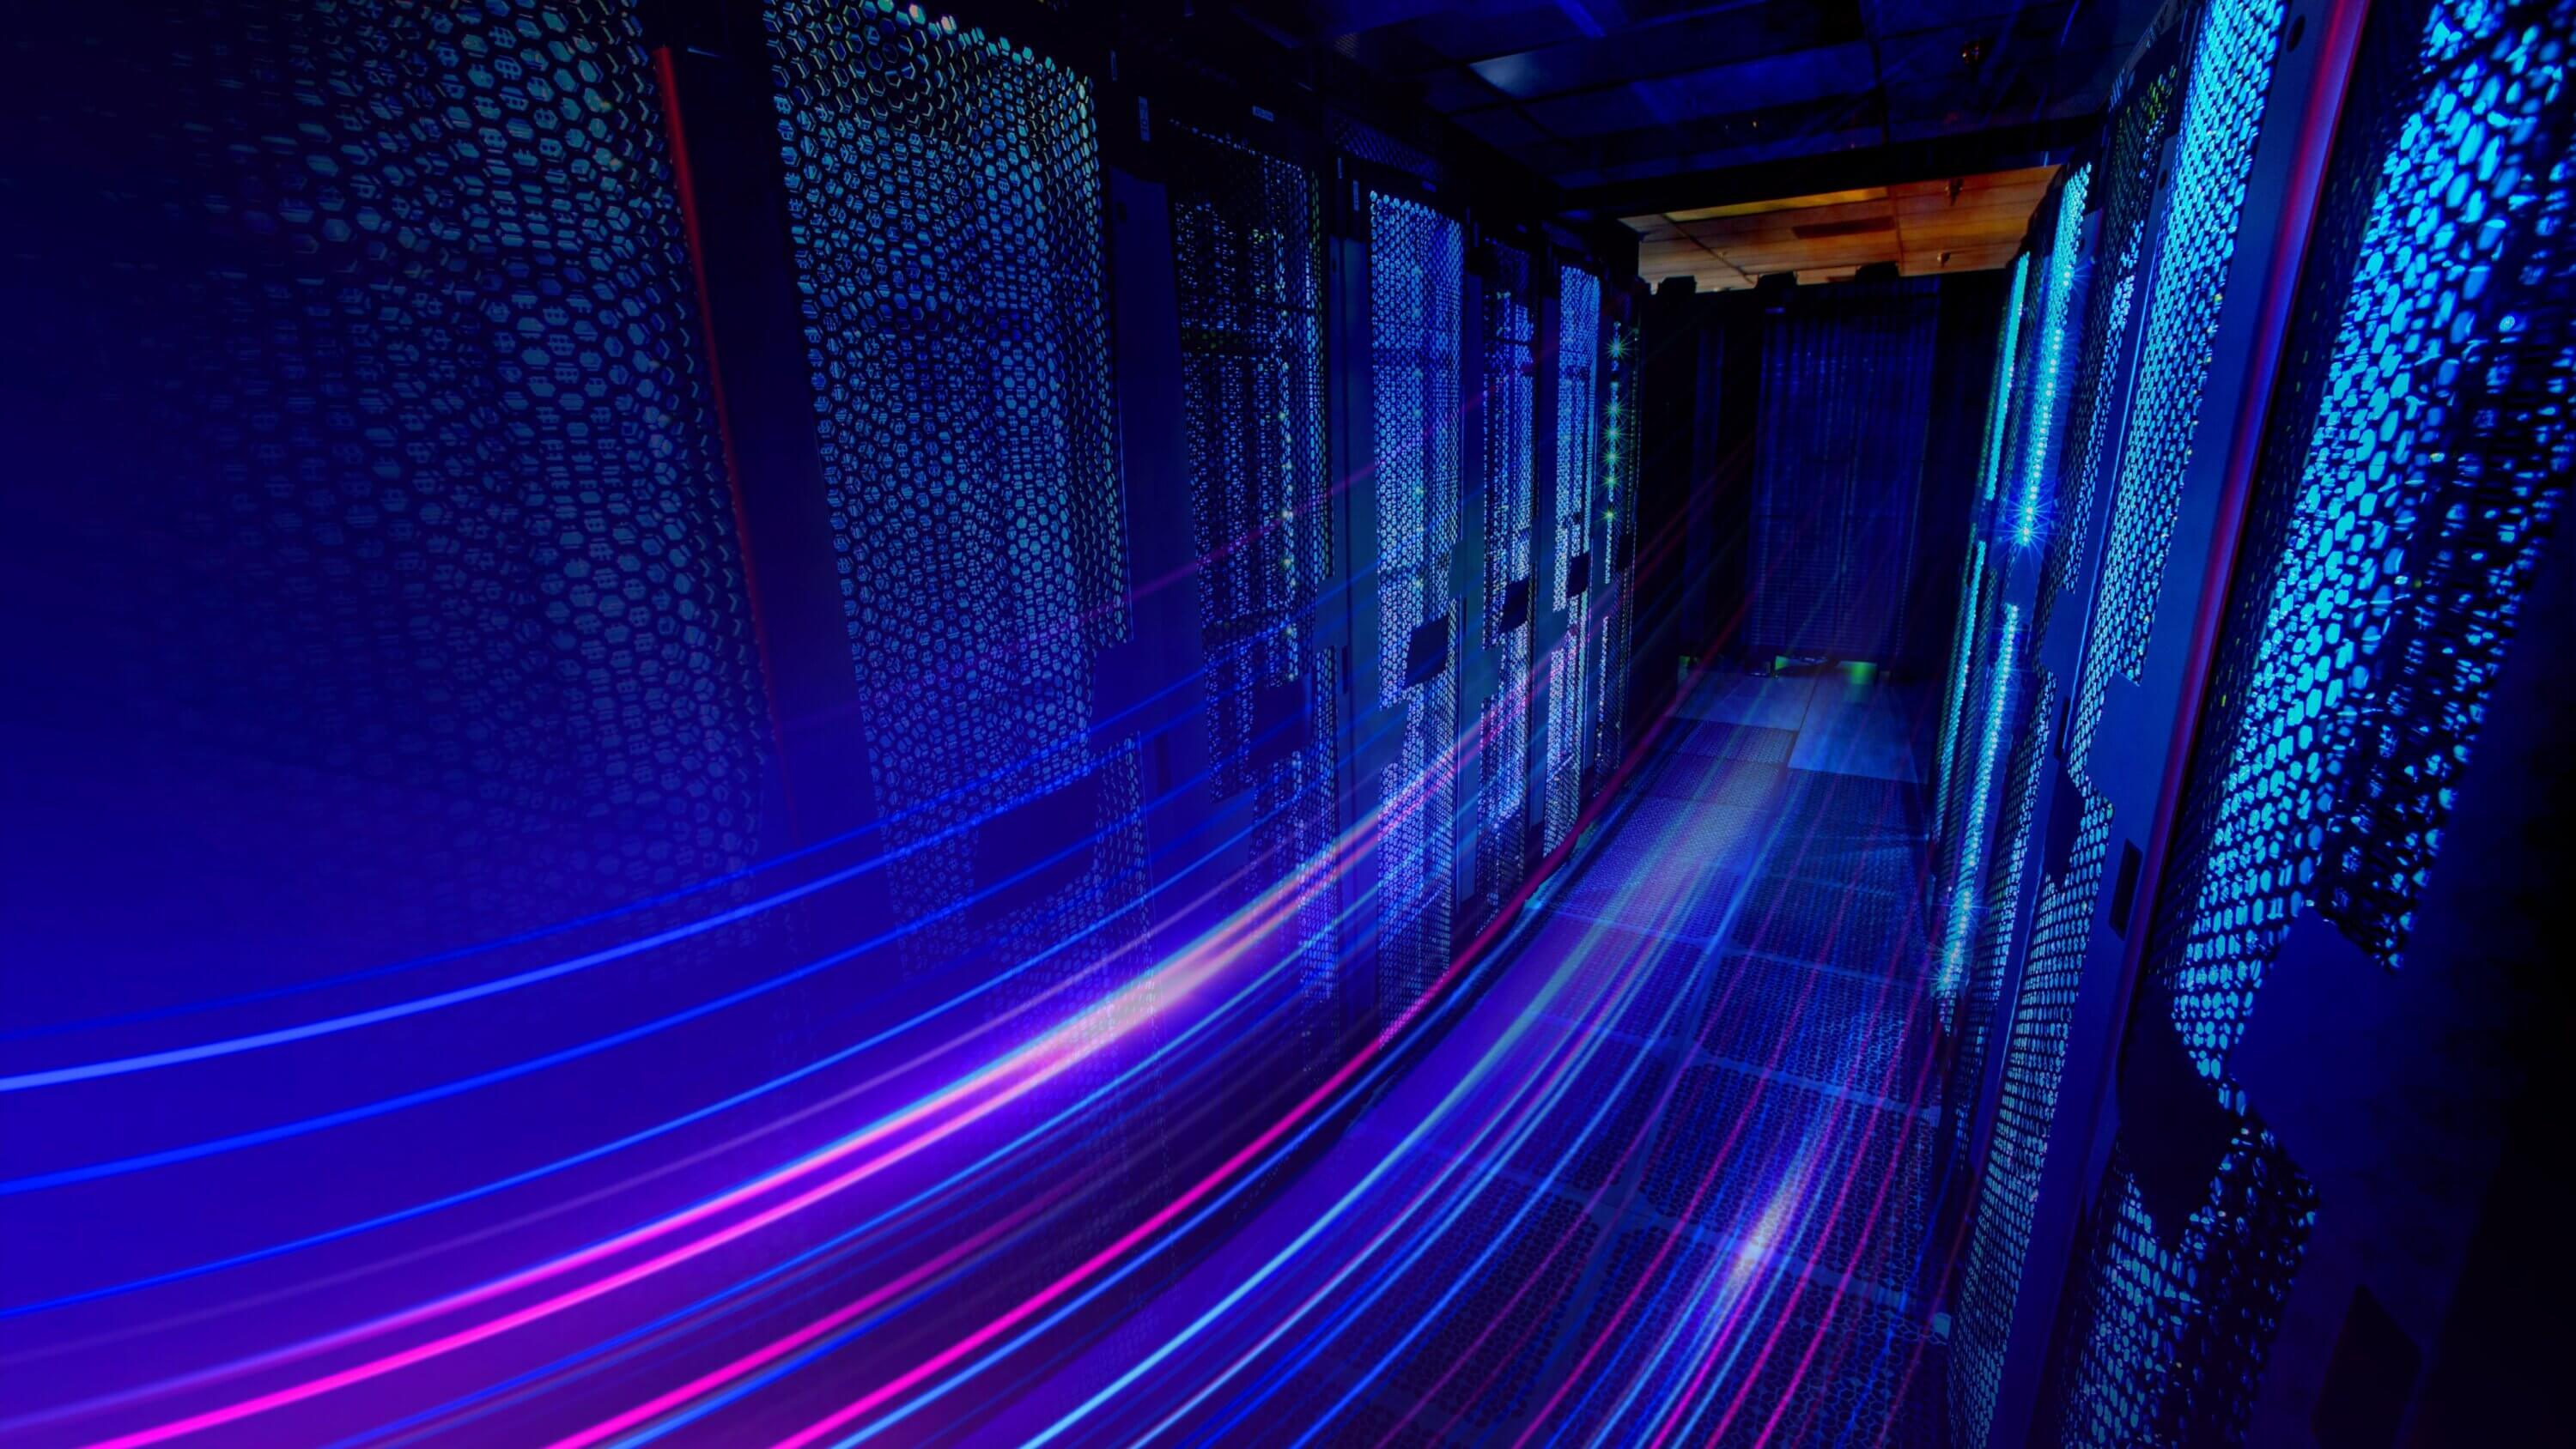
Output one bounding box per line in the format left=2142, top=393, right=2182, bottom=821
left=2160, top=0, right=2576, bottom=1070
left=1545, top=265, right=1602, bottom=854
left=765, top=2, right=1151, bottom=1007
left=1947, top=671, right=2055, bottom=1167
left=6, top=0, right=774, bottom=979
left=1165, top=117, right=1340, bottom=1062
left=1950, top=3, right=2287, bottom=1441
left=2042, top=1127, right=2314, bottom=1445
left=2047, top=0, right=2575, bottom=1439
left=2038, top=61, right=2181, bottom=649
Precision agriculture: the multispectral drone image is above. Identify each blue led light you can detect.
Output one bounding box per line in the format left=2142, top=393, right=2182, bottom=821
left=1941, top=604, right=2019, bottom=991
left=1978, top=253, right=2031, bottom=504
left=2017, top=166, right=2093, bottom=549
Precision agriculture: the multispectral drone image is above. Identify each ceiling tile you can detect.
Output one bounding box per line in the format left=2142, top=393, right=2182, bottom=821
left=1630, top=40, right=1880, bottom=118
left=1416, top=67, right=1513, bottom=112
left=1520, top=86, right=1670, bottom=138
left=1400, top=5, right=1591, bottom=63
left=1449, top=105, right=1561, bottom=153
left=1465, top=2, right=1847, bottom=100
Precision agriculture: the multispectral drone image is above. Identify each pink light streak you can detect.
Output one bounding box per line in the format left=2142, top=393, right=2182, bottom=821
left=67, top=651, right=1481, bottom=1447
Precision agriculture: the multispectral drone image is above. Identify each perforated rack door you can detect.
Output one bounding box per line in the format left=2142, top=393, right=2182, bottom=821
left=1936, top=166, right=2093, bottom=1017
left=1948, top=670, right=2058, bottom=1169
left=1935, top=240, right=2044, bottom=975
left=1949, top=1, right=2293, bottom=1444
left=1476, top=246, right=1537, bottom=913
left=1366, top=191, right=1466, bottom=1020
left=5, top=0, right=777, bottom=977
left=1930, top=255, right=2032, bottom=867
left=1163, top=118, right=1341, bottom=1066
left=0, top=7, right=796, bottom=1424
left=2043, top=2, right=2576, bottom=1440
left=1542, top=265, right=1602, bottom=855
left=2039, top=63, right=2183, bottom=651
left=764, top=6, right=1155, bottom=1066
left=1745, top=277, right=1942, bottom=663
left=1940, top=45, right=2175, bottom=1340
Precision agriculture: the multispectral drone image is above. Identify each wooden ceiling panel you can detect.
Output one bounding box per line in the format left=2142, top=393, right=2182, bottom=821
left=1625, top=163, right=2056, bottom=287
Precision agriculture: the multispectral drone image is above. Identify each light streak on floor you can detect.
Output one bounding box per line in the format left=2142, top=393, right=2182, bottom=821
left=978, top=670, right=1951, bottom=1446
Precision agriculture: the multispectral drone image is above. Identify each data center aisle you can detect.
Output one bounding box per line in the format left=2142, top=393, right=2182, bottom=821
left=990, top=671, right=1949, bottom=1446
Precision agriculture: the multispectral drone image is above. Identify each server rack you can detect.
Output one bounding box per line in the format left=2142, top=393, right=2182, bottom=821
left=1331, top=166, right=1470, bottom=1032
left=9, top=0, right=1656, bottom=1433
left=1940, top=0, right=2330, bottom=1441
left=1943, top=42, right=2185, bottom=1232
left=1539, top=264, right=1606, bottom=856
left=1928, top=0, right=2573, bottom=1440
left=1107, top=102, right=1353, bottom=1198
left=2041, top=0, right=2576, bottom=1439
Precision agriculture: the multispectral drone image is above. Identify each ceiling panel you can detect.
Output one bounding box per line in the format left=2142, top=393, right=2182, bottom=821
left=1398, top=5, right=1589, bottom=63
left=1631, top=40, right=1880, bottom=118
left=1463, top=3, right=1849, bottom=101
left=1517, top=86, right=1670, bottom=138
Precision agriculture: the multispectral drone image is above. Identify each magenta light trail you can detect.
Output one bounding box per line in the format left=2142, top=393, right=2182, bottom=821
left=766, top=627, right=1698, bottom=1448
left=61, top=625, right=1505, bottom=1447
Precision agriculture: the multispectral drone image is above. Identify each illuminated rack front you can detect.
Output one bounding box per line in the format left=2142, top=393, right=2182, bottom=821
left=1366, top=191, right=1467, bottom=1021
left=1544, top=265, right=1604, bottom=855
